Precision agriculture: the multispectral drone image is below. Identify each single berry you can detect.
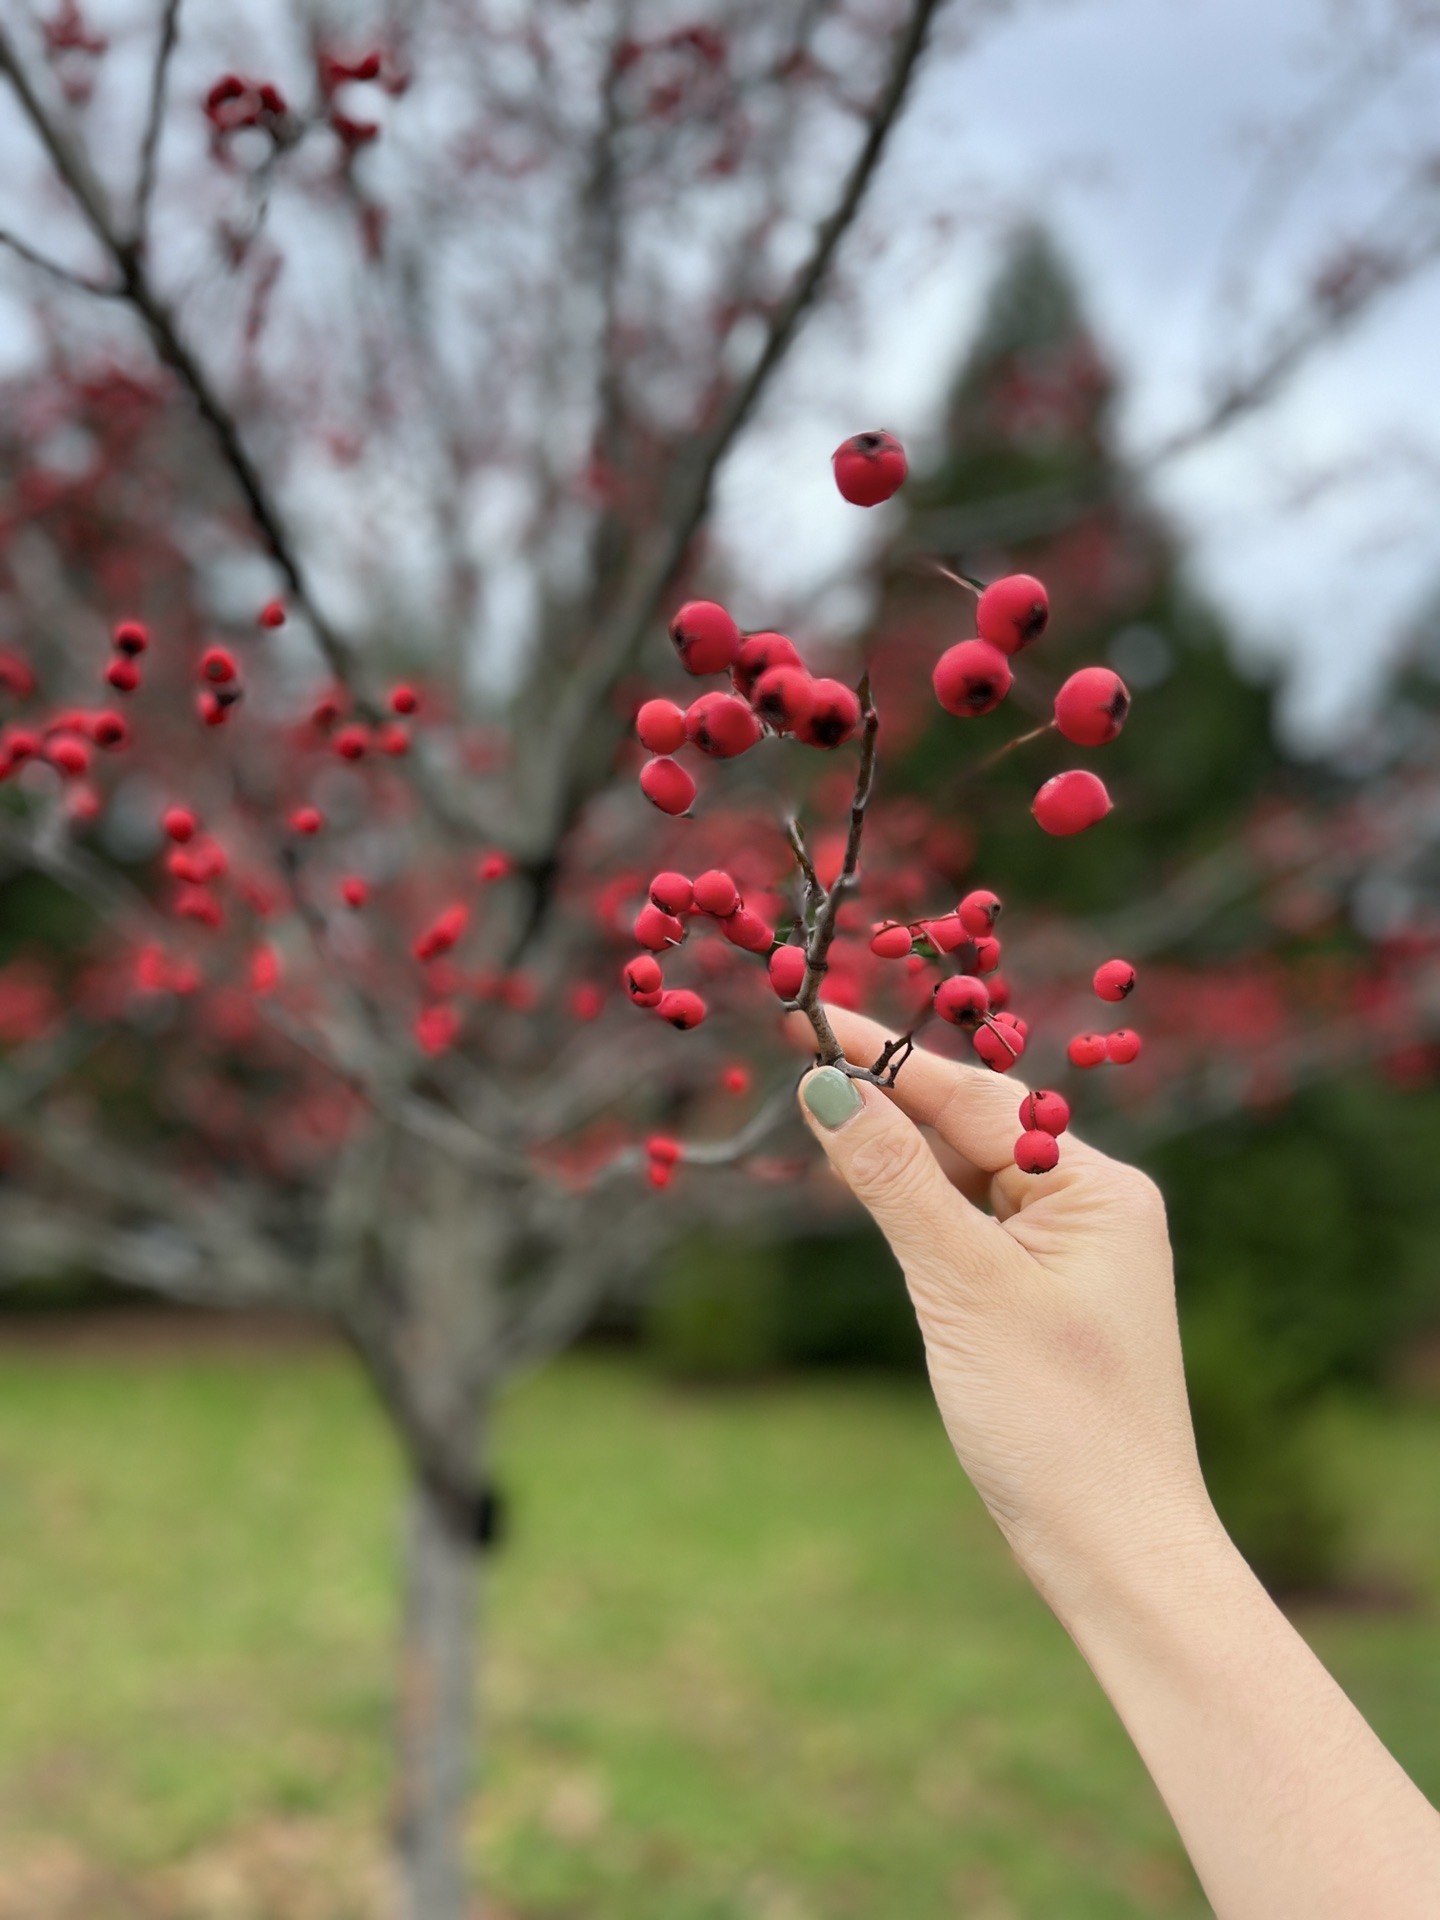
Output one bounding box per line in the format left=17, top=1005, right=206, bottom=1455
left=175, top=885, right=223, bottom=927
left=197, top=690, right=228, bottom=726
left=200, top=645, right=238, bottom=684
left=1014, top=1129, right=1060, bottom=1174
left=722, top=908, right=774, bottom=954
left=1067, top=1032, right=1107, bottom=1068
left=375, top=722, right=409, bottom=755
left=751, top=665, right=815, bottom=733
left=1032, top=769, right=1112, bottom=836
left=986, top=971, right=1012, bottom=1010
left=91, top=710, right=129, bottom=748
left=1106, top=1028, right=1142, bottom=1065
left=259, top=599, right=287, bottom=629
left=46, top=733, right=90, bottom=777
left=656, top=988, right=707, bottom=1029
left=634, top=903, right=685, bottom=950
left=112, top=619, right=149, bottom=656
left=932, top=639, right=1013, bottom=717
left=976, top=574, right=1048, bottom=654
left=922, top=914, right=968, bottom=953
left=797, top=679, right=861, bottom=748
left=570, top=982, right=604, bottom=1021
left=636, top=698, right=687, bottom=754
left=333, top=723, right=369, bottom=760
left=957, top=889, right=1002, bottom=935
left=476, top=851, right=513, bottom=881
left=971, top=934, right=1001, bottom=974
left=733, top=631, right=803, bottom=699
left=1094, top=958, right=1137, bottom=1002
left=669, top=599, right=740, bottom=675
left=647, top=1159, right=674, bottom=1189
left=250, top=945, right=281, bottom=994
left=722, top=1064, right=751, bottom=1095
left=290, top=805, right=324, bottom=834
left=162, top=805, right=197, bottom=844
left=768, top=944, right=807, bottom=1000
left=624, top=954, right=664, bottom=1006
left=973, top=1021, right=1026, bottom=1071
left=646, top=1135, right=683, bottom=1167
left=934, top=974, right=990, bottom=1028
left=870, top=923, right=913, bottom=960
left=1020, top=1090, right=1070, bottom=1135
left=1054, top=666, right=1130, bottom=746
left=341, top=875, right=370, bottom=908
left=649, top=871, right=693, bottom=914
left=415, top=1004, right=462, bottom=1055
left=685, top=691, right=761, bottom=758
left=389, top=683, right=419, bottom=715
left=105, top=658, right=141, bottom=693
left=692, top=869, right=740, bottom=917
left=831, top=429, right=907, bottom=506
left=414, top=903, right=469, bottom=960
left=640, top=755, right=696, bottom=815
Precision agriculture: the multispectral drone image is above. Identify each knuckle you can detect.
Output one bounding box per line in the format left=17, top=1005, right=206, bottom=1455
left=1109, top=1163, right=1166, bottom=1222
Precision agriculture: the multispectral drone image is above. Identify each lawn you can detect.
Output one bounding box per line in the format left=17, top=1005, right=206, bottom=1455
left=0, top=1338, right=1437, bottom=1919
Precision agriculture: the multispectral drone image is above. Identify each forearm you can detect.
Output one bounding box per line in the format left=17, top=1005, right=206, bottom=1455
left=1050, top=1515, right=1440, bottom=1920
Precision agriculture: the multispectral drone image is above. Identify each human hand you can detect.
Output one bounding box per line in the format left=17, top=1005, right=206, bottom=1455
left=795, top=1007, right=1223, bottom=1623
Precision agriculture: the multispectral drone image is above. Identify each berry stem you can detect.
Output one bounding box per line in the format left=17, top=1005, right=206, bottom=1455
left=928, top=560, right=986, bottom=597
left=975, top=718, right=1057, bottom=774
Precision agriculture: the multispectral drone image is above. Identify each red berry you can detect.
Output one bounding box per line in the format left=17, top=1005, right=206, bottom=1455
left=669, top=599, right=740, bottom=675
left=1067, top=1032, right=1107, bottom=1068
left=250, top=945, right=281, bottom=994
left=647, top=1159, right=674, bottom=1189
left=341, top=875, right=370, bottom=908
left=923, top=914, right=968, bottom=954
left=413, top=903, right=469, bottom=960
left=971, top=935, right=1001, bottom=974
left=1014, top=1129, right=1060, bottom=1174
left=649, top=871, right=693, bottom=914
left=570, top=982, right=604, bottom=1021
left=957, top=889, right=1002, bottom=935
left=692, top=869, right=740, bottom=917
left=932, top=639, right=1013, bottom=717
left=1020, top=1090, right=1070, bottom=1135
left=1054, top=667, right=1130, bottom=746
left=333, top=723, right=369, bottom=760
left=376, top=722, right=409, bottom=755
left=722, top=908, right=774, bottom=954
left=290, top=805, right=324, bottom=834
left=646, top=1134, right=683, bottom=1166
left=162, top=805, right=197, bottom=843
left=197, top=690, right=228, bottom=726
left=733, top=631, right=802, bottom=699
left=685, top=691, right=761, bottom=758
left=722, top=1064, right=751, bottom=1095
left=870, top=923, right=913, bottom=959
left=1106, top=1028, right=1142, bottom=1065
left=112, top=619, right=149, bottom=656
left=1094, top=958, right=1136, bottom=1002
left=640, top=756, right=696, bottom=815
left=476, top=851, right=513, bottom=881
left=656, top=988, right=706, bottom=1029
left=768, top=944, right=807, bottom=1000
left=175, top=885, right=223, bottom=928
left=986, top=971, right=1012, bottom=1010
left=831, top=429, right=907, bottom=507
left=796, top=679, right=861, bottom=748
left=415, top=1005, right=462, bottom=1055
left=259, top=599, right=287, bottom=629
left=973, top=1021, right=1026, bottom=1071
left=46, top=733, right=90, bottom=777
left=976, top=574, right=1048, bottom=654
left=751, top=665, right=814, bottom=733
left=636, top=698, right=687, bottom=754
left=634, top=903, right=685, bottom=950
left=934, top=975, right=989, bottom=1028
left=389, top=683, right=419, bottom=714
left=105, top=658, right=140, bottom=693
left=91, top=709, right=129, bottom=749
left=1032, top=769, right=1112, bottom=836
left=200, top=645, right=238, bottom=684
left=624, top=954, right=664, bottom=1005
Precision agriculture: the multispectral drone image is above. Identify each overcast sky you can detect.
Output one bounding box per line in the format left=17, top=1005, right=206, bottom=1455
left=715, top=0, right=1440, bottom=751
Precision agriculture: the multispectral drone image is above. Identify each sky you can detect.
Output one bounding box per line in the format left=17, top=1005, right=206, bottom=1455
left=714, top=0, right=1440, bottom=751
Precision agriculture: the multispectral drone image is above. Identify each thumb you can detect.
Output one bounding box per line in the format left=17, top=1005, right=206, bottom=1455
left=798, top=1065, right=1008, bottom=1283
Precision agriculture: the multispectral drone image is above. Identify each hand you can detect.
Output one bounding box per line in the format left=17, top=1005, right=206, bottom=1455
left=795, top=1006, right=1221, bottom=1620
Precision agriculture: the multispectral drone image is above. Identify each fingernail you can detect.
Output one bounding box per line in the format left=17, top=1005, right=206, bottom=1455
left=802, top=1066, right=864, bottom=1131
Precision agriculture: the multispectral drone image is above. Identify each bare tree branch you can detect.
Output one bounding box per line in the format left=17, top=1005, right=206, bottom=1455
left=134, top=0, right=183, bottom=245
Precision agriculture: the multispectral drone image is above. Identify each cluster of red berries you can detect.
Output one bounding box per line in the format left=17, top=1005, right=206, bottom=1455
left=636, top=605, right=865, bottom=814
left=1067, top=958, right=1142, bottom=1068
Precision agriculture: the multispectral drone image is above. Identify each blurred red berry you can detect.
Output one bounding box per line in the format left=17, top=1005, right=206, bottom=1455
left=1067, top=1032, right=1107, bottom=1068
left=656, top=988, right=706, bottom=1029
left=692, top=869, right=740, bottom=917
left=831, top=429, right=907, bottom=506
left=1106, top=1028, right=1142, bottom=1064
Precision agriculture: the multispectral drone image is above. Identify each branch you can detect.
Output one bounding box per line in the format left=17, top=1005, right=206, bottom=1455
left=0, top=224, right=117, bottom=296
left=134, top=0, right=183, bottom=245
left=529, top=0, right=948, bottom=851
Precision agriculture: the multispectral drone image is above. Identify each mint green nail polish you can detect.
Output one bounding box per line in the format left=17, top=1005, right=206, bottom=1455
left=803, top=1066, right=863, bottom=1131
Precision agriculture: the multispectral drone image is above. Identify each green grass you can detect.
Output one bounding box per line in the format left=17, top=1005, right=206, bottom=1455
left=0, top=1347, right=1437, bottom=1918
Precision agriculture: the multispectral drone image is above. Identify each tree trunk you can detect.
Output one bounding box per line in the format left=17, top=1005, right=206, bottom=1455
left=393, top=1454, right=483, bottom=1920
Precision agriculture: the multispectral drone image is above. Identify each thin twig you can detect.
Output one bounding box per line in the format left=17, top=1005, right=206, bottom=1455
left=0, top=224, right=117, bottom=296
left=134, top=0, right=183, bottom=245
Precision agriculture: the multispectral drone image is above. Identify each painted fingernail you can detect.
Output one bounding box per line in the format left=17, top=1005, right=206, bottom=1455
left=802, top=1066, right=864, bottom=1131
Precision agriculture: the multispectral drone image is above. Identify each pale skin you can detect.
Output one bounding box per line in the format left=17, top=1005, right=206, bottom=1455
left=794, top=1006, right=1440, bottom=1920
